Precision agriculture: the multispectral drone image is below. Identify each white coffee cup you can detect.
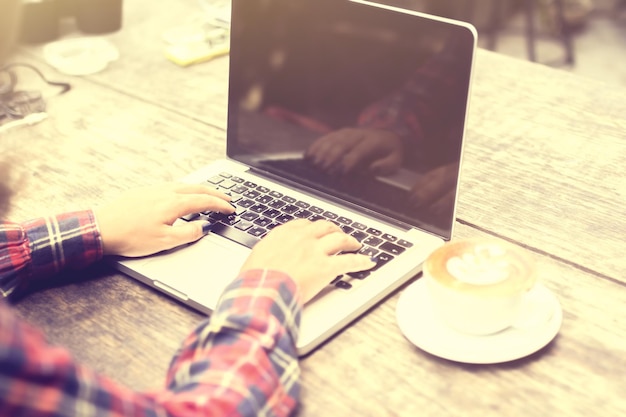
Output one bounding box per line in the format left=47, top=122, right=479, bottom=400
left=423, top=238, right=536, bottom=335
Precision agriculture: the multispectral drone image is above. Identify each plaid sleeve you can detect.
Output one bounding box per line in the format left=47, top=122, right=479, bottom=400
left=0, top=210, right=103, bottom=299
left=0, top=269, right=302, bottom=417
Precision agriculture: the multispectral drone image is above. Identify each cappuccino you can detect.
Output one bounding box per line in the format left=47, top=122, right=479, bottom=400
left=424, top=238, right=536, bottom=335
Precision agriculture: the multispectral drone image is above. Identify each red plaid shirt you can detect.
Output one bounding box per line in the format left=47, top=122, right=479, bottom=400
left=0, top=210, right=301, bottom=417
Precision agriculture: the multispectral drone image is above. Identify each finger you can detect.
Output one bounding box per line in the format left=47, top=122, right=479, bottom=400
left=161, top=221, right=206, bottom=249
left=174, top=194, right=235, bottom=219
left=307, top=219, right=343, bottom=238
left=174, top=183, right=231, bottom=200
left=318, top=230, right=362, bottom=255
left=332, top=253, right=377, bottom=274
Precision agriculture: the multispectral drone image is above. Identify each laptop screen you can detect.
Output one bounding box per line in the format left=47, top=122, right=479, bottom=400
left=227, top=0, right=475, bottom=240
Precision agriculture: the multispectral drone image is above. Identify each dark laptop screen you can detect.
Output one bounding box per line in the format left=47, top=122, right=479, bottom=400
left=227, top=0, right=475, bottom=239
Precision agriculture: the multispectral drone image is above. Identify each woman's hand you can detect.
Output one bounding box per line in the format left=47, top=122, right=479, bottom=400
left=240, top=219, right=376, bottom=303
left=95, top=183, right=234, bottom=257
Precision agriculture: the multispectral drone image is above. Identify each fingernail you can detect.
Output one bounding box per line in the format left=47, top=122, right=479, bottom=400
left=202, top=222, right=214, bottom=235
left=369, top=256, right=378, bottom=264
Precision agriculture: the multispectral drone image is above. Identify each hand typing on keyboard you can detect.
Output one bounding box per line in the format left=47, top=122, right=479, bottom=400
left=240, top=219, right=376, bottom=303
left=95, top=183, right=235, bottom=257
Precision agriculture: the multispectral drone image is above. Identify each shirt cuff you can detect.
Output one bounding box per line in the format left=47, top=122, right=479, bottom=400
left=23, top=210, right=103, bottom=286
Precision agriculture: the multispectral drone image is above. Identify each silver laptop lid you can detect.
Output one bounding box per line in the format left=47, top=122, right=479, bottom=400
left=226, top=0, right=476, bottom=240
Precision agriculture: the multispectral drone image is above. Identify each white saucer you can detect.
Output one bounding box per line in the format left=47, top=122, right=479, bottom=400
left=396, top=279, right=563, bottom=364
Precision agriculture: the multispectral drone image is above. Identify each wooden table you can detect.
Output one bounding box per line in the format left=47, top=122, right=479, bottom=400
left=4, top=1, right=625, bottom=416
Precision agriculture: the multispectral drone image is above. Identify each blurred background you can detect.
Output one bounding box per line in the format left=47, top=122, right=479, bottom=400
left=2, top=0, right=625, bottom=86
left=387, top=0, right=626, bottom=87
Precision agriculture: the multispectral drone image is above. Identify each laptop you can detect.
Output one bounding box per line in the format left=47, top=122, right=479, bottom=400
left=114, top=0, right=476, bottom=356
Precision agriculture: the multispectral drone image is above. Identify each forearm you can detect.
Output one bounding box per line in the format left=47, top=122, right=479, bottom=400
left=0, top=269, right=302, bottom=417
left=162, top=269, right=301, bottom=417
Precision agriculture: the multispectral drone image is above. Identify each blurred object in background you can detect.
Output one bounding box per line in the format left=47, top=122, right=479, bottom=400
left=76, top=0, right=123, bottom=34
left=17, top=0, right=123, bottom=45
left=162, top=0, right=231, bottom=67
left=538, top=0, right=594, bottom=32
left=20, top=0, right=59, bottom=43
left=0, top=0, right=23, bottom=61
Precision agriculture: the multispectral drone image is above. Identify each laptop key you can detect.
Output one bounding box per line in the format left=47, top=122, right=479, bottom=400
left=294, top=209, right=312, bottom=218
left=366, top=227, right=382, bottom=236
left=241, top=212, right=259, bottom=221
left=347, top=270, right=370, bottom=279
left=372, top=252, right=394, bottom=270
left=256, top=195, right=273, bottom=204
left=351, top=230, right=368, bottom=242
left=380, top=241, right=406, bottom=255
left=359, top=246, right=379, bottom=257
left=323, top=211, right=338, bottom=220
left=243, top=190, right=261, bottom=199
left=237, top=199, right=255, bottom=208
left=382, top=233, right=397, bottom=242
left=253, top=217, right=273, bottom=227
left=310, top=206, right=324, bottom=214
left=282, top=204, right=299, bottom=214
left=352, top=222, right=367, bottom=231
left=207, top=175, right=224, bottom=184
left=340, top=225, right=354, bottom=234
left=220, top=215, right=239, bottom=226
left=218, top=180, right=236, bottom=189
left=262, top=209, right=281, bottom=218
left=231, top=176, right=244, bottom=183
left=269, top=191, right=283, bottom=198
left=235, top=221, right=253, bottom=231
left=309, top=214, right=325, bottom=222
left=335, top=281, right=352, bottom=290
left=269, top=200, right=286, bottom=209
left=231, top=185, right=248, bottom=194
left=248, top=227, right=267, bottom=237
left=256, top=186, right=270, bottom=193
left=336, top=216, right=352, bottom=225
left=397, top=239, right=413, bottom=248
left=363, top=236, right=383, bottom=247
left=275, top=214, right=294, bottom=223
left=250, top=204, right=268, bottom=213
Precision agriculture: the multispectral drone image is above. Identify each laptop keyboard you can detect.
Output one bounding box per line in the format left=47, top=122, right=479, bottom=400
left=180, top=171, right=414, bottom=290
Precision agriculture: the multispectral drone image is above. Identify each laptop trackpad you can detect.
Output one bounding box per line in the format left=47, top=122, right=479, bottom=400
left=138, top=236, right=250, bottom=309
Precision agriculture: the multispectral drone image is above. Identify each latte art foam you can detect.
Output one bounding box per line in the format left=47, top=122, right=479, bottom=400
left=446, top=244, right=511, bottom=285
left=425, top=238, right=535, bottom=296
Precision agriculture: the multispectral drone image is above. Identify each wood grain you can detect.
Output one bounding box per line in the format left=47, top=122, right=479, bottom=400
left=459, top=49, right=626, bottom=282
left=13, top=225, right=626, bottom=416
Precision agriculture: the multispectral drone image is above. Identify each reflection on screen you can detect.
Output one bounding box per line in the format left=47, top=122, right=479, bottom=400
left=227, top=0, right=475, bottom=239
